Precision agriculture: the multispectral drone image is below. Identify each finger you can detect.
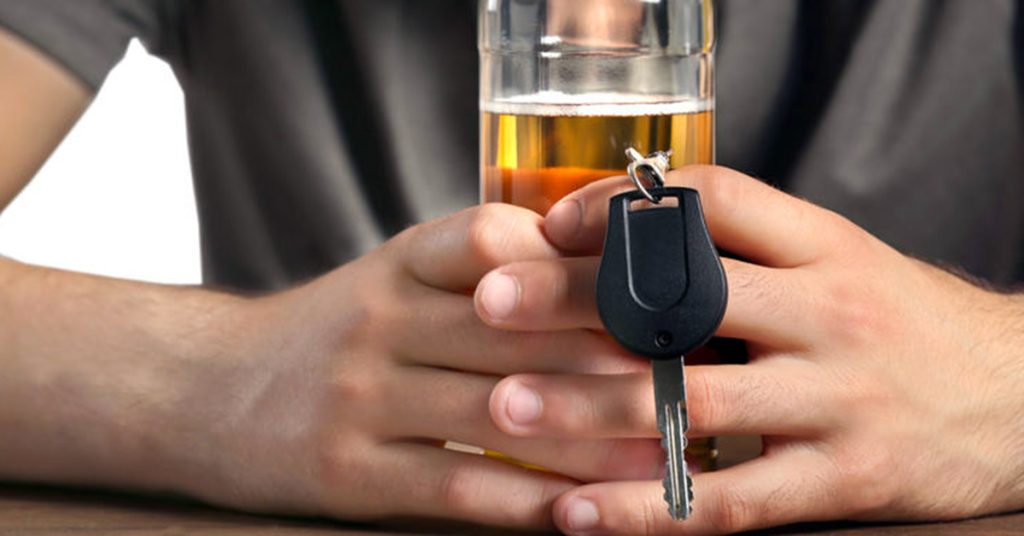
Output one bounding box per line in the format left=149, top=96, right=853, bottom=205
left=475, top=256, right=602, bottom=330
left=716, top=257, right=817, bottom=347
left=369, top=442, right=576, bottom=529
left=400, top=203, right=560, bottom=291
left=554, top=448, right=842, bottom=535
left=395, top=285, right=646, bottom=375
left=386, top=366, right=665, bottom=483
left=544, top=165, right=848, bottom=268
left=476, top=256, right=815, bottom=348
left=490, top=362, right=834, bottom=439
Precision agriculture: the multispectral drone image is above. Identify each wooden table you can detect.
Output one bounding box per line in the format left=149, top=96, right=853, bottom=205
left=1, top=483, right=1022, bottom=535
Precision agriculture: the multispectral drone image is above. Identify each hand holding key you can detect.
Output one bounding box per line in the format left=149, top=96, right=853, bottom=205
left=478, top=165, right=1024, bottom=534
left=146, top=202, right=673, bottom=530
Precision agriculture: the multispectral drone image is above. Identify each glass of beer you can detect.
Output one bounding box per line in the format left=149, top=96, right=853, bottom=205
left=479, top=0, right=718, bottom=469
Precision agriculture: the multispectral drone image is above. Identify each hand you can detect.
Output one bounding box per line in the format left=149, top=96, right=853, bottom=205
left=475, top=166, right=1024, bottom=534
left=166, top=204, right=660, bottom=529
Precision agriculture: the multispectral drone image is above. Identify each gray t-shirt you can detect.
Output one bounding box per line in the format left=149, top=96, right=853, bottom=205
left=1, top=0, right=1022, bottom=290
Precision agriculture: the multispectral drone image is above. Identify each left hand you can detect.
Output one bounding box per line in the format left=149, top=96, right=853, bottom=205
left=472, top=166, right=1024, bottom=535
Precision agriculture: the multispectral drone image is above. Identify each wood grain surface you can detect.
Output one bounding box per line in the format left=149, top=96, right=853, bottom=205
left=0, top=483, right=1022, bottom=535
left=0, top=435, right=1018, bottom=536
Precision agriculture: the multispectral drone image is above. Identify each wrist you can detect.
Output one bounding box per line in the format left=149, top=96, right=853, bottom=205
left=0, top=264, right=260, bottom=497
left=101, top=288, right=266, bottom=501
left=962, top=288, right=1024, bottom=513
left=150, top=288, right=323, bottom=513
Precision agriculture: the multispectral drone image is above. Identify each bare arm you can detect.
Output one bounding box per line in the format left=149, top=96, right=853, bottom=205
left=0, top=26, right=253, bottom=493
left=0, top=259, right=250, bottom=492
left=0, top=27, right=89, bottom=205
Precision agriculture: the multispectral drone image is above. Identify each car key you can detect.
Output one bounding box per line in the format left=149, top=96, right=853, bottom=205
left=596, top=150, right=728, bottom=520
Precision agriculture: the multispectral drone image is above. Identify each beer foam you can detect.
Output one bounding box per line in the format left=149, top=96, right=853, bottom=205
left=482, top=91, right=712, bottom=116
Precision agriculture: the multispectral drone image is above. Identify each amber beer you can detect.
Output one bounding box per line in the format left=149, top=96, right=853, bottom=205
left=480, top=96, right=717, bottom=469
left=481, top=98, right=714, bottom=213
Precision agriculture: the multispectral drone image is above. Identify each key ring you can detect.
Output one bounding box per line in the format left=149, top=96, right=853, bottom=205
left=626, top=148, right=672, bottom=203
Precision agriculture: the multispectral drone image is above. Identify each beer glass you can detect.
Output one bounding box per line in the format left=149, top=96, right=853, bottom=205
left=480, top=0, right=715, bottom=214
left=479, top=0, right=717, bottom=469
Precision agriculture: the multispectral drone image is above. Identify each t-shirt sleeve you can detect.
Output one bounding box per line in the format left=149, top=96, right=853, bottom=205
left=0, top=0, right=177, bottom=91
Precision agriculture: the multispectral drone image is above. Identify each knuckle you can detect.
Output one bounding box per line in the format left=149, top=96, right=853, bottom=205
left=440, top=462, right=482, bottom=516
left=541, top=262, right=574, bottom=310
left=574, top=385, right=606, bottom=434
left=814, top=209, right=895, bottom=266
left=828, top=445, right=899, bottom=515
left=706, top=485, right=756, bottom=534
left=566, top=374, right=651, bottom=437
left=339, top=277, right=406, bottom=351
left=817, top=279, right=892, bottom=347
left=634, top=494, right=663, bottom=535
left=620, top=386, right=655, bottom=434
left=525, top=376, right=598, bottom=436
left=466, top=203, right=520, bottom=267
left=686, top=370, right=725, bottom=433
left=821, top=211, right=873, bottom=254
left=328, top=366, right=380, bottom=408
left=317, top=439, right=363, bottom=488
left=688, top=166, right=744, bottom=222
left=831, top=371, right=886, bottom=416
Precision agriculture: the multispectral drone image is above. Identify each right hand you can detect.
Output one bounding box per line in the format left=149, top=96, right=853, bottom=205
left=166, top=204, right=659, bottom=529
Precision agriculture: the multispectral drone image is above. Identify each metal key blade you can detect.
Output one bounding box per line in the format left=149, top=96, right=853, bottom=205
left=653, top=357, right=693, bottom=520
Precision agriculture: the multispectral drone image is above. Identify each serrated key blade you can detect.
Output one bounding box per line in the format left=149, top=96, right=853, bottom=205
left=653, top=358, right=693, bottom=520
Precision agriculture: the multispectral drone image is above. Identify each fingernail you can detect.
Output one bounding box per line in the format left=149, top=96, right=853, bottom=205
left=546, top=198, right=582, bottom=245
left=505, top=383, right=542, bottom=425
left=565, top=496, right=600, bottom=532
left=479, top=272, right=519, bottom=321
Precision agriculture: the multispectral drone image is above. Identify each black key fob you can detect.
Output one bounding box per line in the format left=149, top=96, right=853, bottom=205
left=596, top=187, right=728, bottom=360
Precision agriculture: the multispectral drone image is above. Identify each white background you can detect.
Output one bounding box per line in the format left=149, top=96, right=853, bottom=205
left=0, top=40, right=201, bottom=285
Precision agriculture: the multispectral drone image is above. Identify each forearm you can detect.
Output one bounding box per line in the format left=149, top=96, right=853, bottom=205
left=0, top=257, right=251, bottom=494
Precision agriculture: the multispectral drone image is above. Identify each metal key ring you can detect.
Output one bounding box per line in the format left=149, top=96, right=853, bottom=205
left=626, top=147, right=671, bottom=203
